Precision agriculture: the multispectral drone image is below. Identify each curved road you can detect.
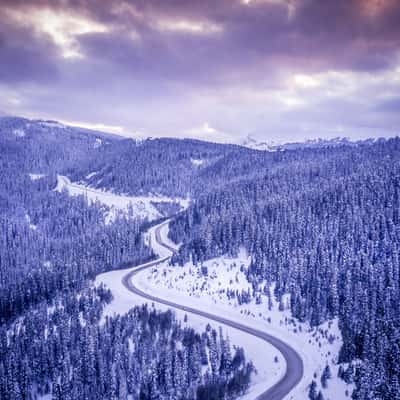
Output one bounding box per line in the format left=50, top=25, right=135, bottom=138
left=122, top=221, right=304, bottom=400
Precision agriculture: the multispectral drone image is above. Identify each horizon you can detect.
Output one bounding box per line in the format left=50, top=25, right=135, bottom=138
left=1, top=0, right=400, bottom=143
left=1, top=113, right=395, bottom=147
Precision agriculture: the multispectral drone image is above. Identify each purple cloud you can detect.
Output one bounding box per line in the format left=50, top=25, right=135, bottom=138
left=0, top=0, right=399, bottom=142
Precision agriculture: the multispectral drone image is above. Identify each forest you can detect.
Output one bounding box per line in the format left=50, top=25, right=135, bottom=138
left=0, top=117, right=254, bottom=399
left=1, top=116, right=399, bottom=399
left=169, top=138, right=400, bottom=400
left=0, top=286, right=252, bottom=400
left=0, top=136, right=153, bottom=322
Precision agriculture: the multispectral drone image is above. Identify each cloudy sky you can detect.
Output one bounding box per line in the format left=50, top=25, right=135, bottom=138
left=1, top=0, right=400, bottom=143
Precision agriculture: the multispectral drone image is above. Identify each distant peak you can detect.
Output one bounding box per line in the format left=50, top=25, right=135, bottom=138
left=240, top=134, right=282, bottom=151
left=240, top=135, right=384, bottom=151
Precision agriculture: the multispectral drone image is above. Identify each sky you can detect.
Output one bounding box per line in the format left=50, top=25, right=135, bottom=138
left=0, top=0, right=400, bottom=144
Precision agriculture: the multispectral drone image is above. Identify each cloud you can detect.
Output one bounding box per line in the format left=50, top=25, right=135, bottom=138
left=0, top=15, right=59, bottom=83
left=0, top=0, right=399, bottom=142
left=3, top=0, right=400, bottom=83
left=3, top=6, right=110, bottom=59
left=155, top=18, right=222, bottom=35
left=185, top=122, right=234, bottom=143
left=374, top=96, right=400, bottom=113
left=59, top=119, right=126, bottom=134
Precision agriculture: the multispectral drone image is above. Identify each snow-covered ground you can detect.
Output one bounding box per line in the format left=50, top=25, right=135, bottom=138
left=138, top=250, right=354, bottom=400
left=14, top=128, right=26, bottom=137
left=143, top=223, right=178, bottom=258
left=25, top=214, right=38, bottom=231
left=94, top=138, right=103, bottom=148
left=55, top=175, right=189, bottom=223
left=95, top=223, right=285, bottom=400
left=96, top=220, right=353, bottom=399
left=190, top=158, right=204, bottom=166
left=29, top=173, right=46, bottom=181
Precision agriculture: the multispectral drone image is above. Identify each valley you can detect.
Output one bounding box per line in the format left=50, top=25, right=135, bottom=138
left=0, top=116, right=398, bottom=400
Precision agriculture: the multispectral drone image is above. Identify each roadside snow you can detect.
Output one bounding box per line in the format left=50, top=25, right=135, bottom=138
left=144, top=223, right=179, bottom=258
left=96, top=223, right=284, bottom=400
left=139, top=252, right=354, bottom=400
left=55, top=175, right=189, bottom=223
left=95, top=222, right=174, bottom=321
left=95, top=220, right=352, bottom=399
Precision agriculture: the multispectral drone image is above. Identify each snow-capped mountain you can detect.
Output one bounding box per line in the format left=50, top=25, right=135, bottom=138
left=240, top=134, right=281, bottom=151
left=240, top=134, right=385, bottom=151
left=0, top=116, right=125, bottom=143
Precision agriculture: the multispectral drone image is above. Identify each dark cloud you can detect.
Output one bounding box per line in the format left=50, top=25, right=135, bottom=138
left=0, top=0, right=399, bottom=141
left=375, top=96, right=400, bottom=113
left=0, top=16, right=59, bottom=83
left=2, top=0, right=400, bottom=83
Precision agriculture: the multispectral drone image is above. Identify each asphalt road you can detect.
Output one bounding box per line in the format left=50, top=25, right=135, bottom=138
left=122, top=221, right=304, bottom=400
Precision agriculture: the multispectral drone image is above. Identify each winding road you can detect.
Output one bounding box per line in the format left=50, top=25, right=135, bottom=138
left=122, top=221, right=304, bottom=400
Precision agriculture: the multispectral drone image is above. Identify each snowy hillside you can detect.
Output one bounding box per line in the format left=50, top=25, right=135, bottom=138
left=139, top=252, right=354, bottom=400
left=55, top=175, right=189, bottom=223
left=1, top=112, right=398, bottom=400
left=0, top=116, right=124, bottom=143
